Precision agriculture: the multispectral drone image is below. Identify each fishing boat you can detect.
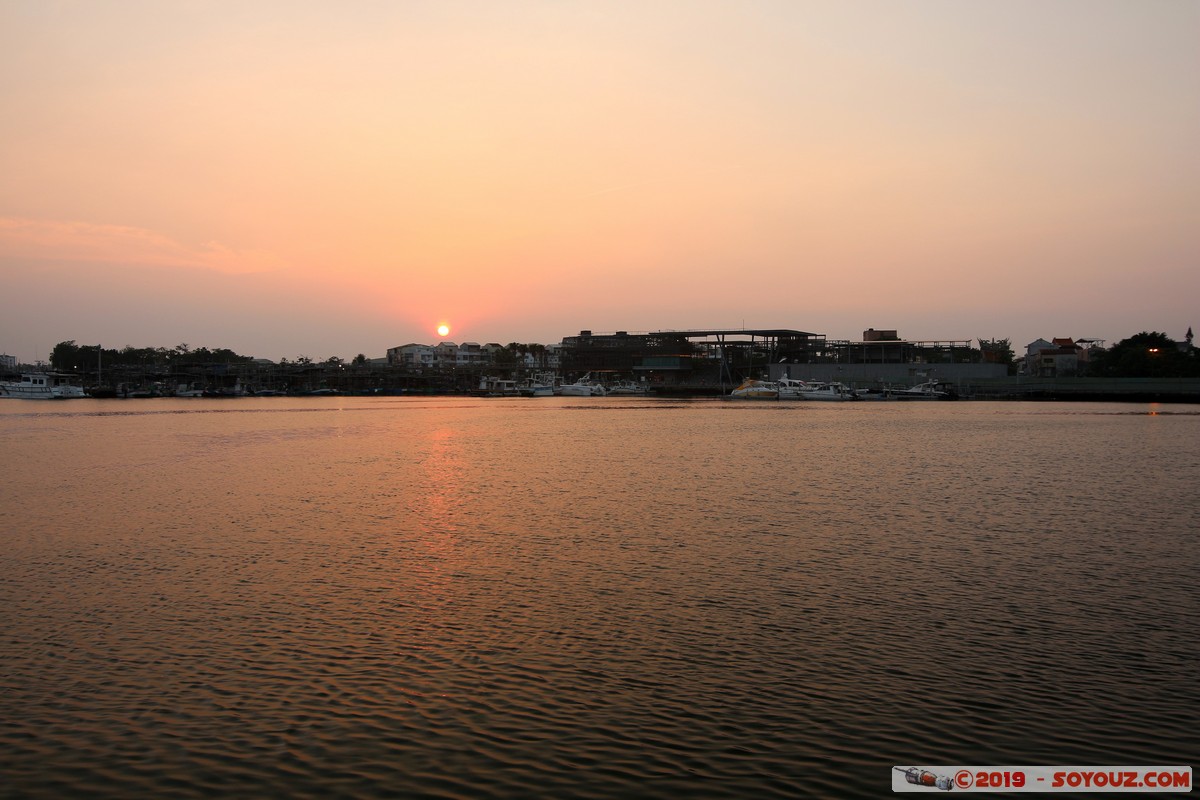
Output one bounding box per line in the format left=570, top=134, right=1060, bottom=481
left=775, top=376, right=809, bottom=400
left=477, top=377, right=522, bottom=397
left=520, top=373, right=556, bottom=397
left=204, top=382, right=248, bottom=398
left=117, top=383, right=156, bottom=398
left=798, top=381, right=860, bottom=401
left=607, top=380, right=647, bottom=396
left=893, top=379, right=956, bottom=400
left=560, top=373, right=606, bottom=396
left=0, top=372, right=87, bottom=400
left=730, top=378, right=779, bottom=399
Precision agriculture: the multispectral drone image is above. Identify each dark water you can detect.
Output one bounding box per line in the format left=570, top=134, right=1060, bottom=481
left=1, top=397, right=1197, bottom=798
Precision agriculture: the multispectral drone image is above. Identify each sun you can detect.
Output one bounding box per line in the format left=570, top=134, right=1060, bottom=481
left=437, top=324, right=450, bottom=338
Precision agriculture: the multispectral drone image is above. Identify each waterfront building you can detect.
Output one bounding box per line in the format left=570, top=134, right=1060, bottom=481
left=561, top=328, right=826, bottom=392
left=1022, top=337, right=1105, bottom=377
left=388, top=341, right=559, bottom=372
left=387, top=343, right=436, bottom=368
left=455, top=342, right=487, bottom=366
left=768, top=328, right=1006, bottom=388
left=434, top=341, right=459, bottom=367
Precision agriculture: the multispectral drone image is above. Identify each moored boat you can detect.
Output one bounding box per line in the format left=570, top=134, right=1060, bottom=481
left=520, top=373, right=556, bottom=397
left=203, top=382, right=248, bottom=398
left=560, top=373, right=606, bottom=396
left=0, top=372, right=87, bottom=400
left=893, top=379, right=957, bottom=400
left=775, top=376, right=809, bottom=400
left=730, top=378, right=779, bottom=399
left=798, top=381, right=860, bottom=401
left=117, top=382, right=164, bottom=398
left=607, top=380, right=647, bottom=396
left=477, top=377, right=523, bottom=397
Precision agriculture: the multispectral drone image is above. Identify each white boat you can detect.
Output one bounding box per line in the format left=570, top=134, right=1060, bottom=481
left=175, top=382, right=206, bottom=398
left=0, top=372, right=87, bottom=400
left=607, top=380, right=647, bottom=396
left=730, top=378, right=779, bottom=399
left=560, top=373, right=607, bottom=396
left=798, top=381, right=859, bottom=401
left=477, top=376, right=523, bottom=397
left=893, top=380, right=955, bottom=400
left=117, top=383, right=161, bottom=398
left=520, top=372, right=556, bottom=397
left=204, top=382, right=248, bottom=398
left=775, top=376, right=809, bottom=400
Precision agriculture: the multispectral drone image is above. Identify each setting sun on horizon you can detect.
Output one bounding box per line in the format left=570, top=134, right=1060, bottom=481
left=437, top=324, right=450, bottom=339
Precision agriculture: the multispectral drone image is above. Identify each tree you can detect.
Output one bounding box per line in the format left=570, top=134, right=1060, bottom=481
left=495, top=345, right=518, bottom=366
left=50, top=340, right=80, bottom=370
left=1087, top=332, right=1197, bottom=378
left=353, top=354, right=367, bottom=366
left=979, top=338, right=1016, bottom=374
left=528, top=343, right=547, bottom=368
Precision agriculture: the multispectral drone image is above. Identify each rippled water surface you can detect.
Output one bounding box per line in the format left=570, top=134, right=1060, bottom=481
left=2, top=397, right=1197, bottom=798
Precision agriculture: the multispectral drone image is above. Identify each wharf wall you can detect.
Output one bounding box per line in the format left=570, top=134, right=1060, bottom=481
left=768, top=365, right=1200, bottom=402
left=961, top=377, right=1200, bottom=402
left=770, top=363, right=1006, bottom=386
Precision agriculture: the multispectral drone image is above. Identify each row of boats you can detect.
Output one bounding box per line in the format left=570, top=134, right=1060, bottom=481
left=476, top=373, right=647, bottom=397
left=0, top=372, right=328, bottom=399
left=2, top=369, right=953, bottom=401
left=730, top=377, right=956, bottom=401
left=481, top=373, right=956, bottom=400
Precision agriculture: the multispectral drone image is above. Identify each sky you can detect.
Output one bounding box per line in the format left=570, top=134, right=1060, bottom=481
left=2, top=0, right=1197, bottom=364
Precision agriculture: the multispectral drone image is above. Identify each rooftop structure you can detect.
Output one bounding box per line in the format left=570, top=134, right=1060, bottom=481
left=559, top=328, right=828, bottom=392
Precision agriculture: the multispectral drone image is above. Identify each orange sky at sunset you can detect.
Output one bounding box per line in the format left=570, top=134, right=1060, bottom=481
left=2, top=1, right=1197, bottom=363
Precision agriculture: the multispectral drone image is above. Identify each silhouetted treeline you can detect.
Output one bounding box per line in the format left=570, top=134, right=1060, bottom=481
left=1086, top=332, right=1199, bottom=378
left=49, top=341, right=254, bottom=371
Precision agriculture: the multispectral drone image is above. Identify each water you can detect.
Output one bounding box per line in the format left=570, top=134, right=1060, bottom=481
left=2, top=397, right=1197, bottom=798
